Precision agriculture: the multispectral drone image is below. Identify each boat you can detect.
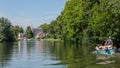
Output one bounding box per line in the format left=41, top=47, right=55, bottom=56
left=96, top=45, right=115, bottom=55
left=97, top=49, right=114, bottom=55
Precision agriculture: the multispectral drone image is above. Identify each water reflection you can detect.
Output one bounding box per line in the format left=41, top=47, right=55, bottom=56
left=0, top=43, right=14, bottom=68
left=0, top=41, right=120, bottom=68
left=96, top=54, right=115, bottom=60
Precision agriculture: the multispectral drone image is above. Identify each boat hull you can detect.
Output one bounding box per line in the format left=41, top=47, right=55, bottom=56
left=97, top=49, right=114, bottom=55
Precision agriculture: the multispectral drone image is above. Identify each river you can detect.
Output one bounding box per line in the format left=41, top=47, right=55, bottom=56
left=0, top=40, right=120, bottom=68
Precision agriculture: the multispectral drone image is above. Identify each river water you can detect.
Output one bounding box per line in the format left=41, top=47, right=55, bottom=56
left=0, top=40, right=120, bottom=68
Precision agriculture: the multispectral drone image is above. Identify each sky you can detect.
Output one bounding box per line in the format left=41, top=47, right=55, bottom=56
left=0, top=0, right=66, bottom=28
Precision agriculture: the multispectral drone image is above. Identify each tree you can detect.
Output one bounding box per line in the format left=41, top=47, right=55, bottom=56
left=12, top=25, right=24, bottom=40
left=26, top=26, right=33, bottom=39
left=0, top=17, right=15, bottom=42
left=39, top=0, right=120, bottom=46
left=39, top=23, right=49, bottom=34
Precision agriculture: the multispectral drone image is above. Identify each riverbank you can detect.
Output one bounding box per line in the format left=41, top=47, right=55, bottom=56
left=42, top=39, right=61, bottom=41
left=18, top=38, right=62, bottom=42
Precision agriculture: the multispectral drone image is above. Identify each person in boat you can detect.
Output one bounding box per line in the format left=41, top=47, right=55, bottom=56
left=96, top=44, right=105, bottom=50
left=96, top=36, right=113, bottom=50
left=103, top=36, right=114, bottom=53
left=105, top=36, right=113, bottom=46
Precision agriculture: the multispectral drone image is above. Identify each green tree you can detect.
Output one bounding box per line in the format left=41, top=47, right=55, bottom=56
left=39, top=23, right=49, bottom=34
left=12, top=25, right=24, bottom=40
left=0, top=17, right=15, bottom=42
left=88, top=0, right=120, bottom=44
left=40, top=0, right=120, bottom=46
left=26, top=26, right=33, bottom=39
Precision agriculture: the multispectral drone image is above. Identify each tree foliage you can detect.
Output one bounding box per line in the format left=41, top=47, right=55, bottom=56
left=26, top=26, right=33, bottom=39
left=40, top=0, right=120, bottom=46
left=12, top=25, right=24, bottom=39
left=39, top=23, right=49, bottom=34
left=0, top=17, right=15, bottom=42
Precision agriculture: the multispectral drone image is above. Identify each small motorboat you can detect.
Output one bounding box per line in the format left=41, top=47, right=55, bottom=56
left=96, top=45, right=115, bottom=55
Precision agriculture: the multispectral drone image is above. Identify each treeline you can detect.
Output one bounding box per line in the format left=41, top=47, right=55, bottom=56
left=0, top=17, right=35, bottom=42
left=40, top=0, right=120, bottom=46
left=0, top=17, right=41, bottom=42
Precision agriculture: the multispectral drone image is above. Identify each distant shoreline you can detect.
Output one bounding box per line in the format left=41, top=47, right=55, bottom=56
left=18, top=38, right=62, bottom=41
left=42, top=39, right=61, bottom=41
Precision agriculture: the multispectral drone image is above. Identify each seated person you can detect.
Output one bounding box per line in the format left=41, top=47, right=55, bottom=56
left=96, top=44, right=105, bottom=50
left=105, top=36, right=113, bottom=46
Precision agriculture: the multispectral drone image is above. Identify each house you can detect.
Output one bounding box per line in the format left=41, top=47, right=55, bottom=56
left=18, top=33, right=25, bottom=40
left=32, top=28, right=44, bottom=39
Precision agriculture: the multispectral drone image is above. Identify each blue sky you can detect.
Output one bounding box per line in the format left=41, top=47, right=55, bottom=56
left=0, top=0, right=66, bottom=28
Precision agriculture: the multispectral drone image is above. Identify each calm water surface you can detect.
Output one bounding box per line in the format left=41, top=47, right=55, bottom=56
left=0, top=40, right=120, bottom=68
